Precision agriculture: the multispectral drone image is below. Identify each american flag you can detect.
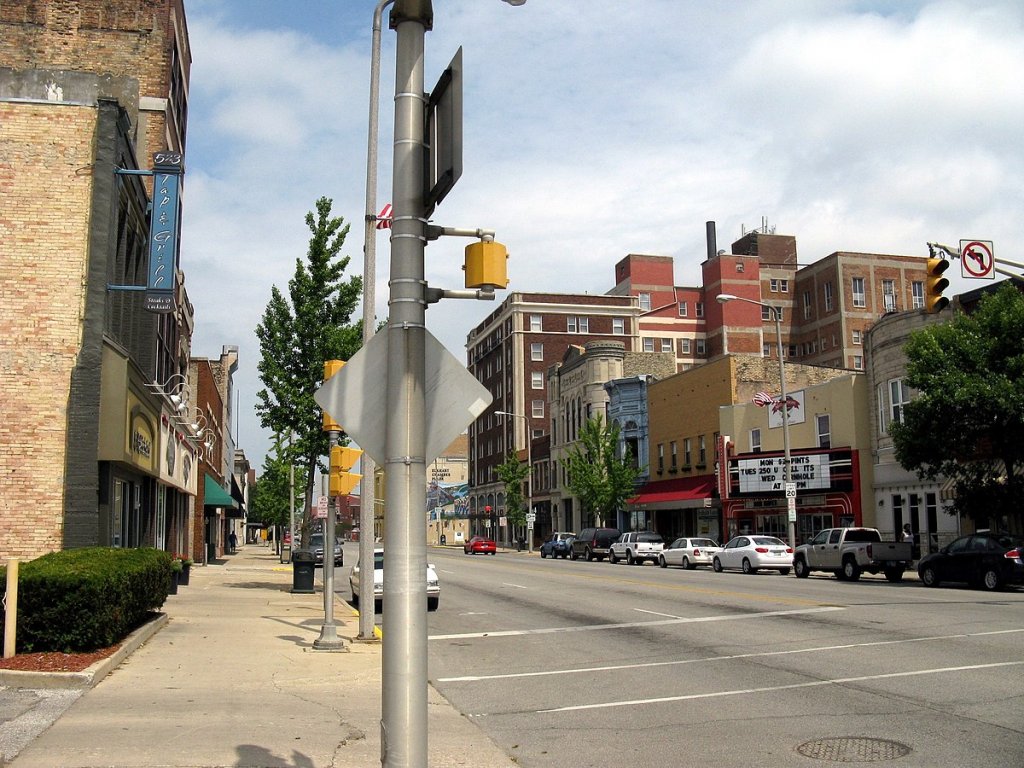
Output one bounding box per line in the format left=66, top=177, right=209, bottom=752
left=375, top=203, right=393, bottom=230
left=752, top=391, right=776, bottom=407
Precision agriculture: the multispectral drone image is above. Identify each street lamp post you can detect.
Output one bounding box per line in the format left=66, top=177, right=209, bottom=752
left=495, top=410, right=532, bottom=553
left=716, top=294, right=796, bottom=550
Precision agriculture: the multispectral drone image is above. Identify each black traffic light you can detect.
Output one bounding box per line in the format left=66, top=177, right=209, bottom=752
left=925, top=257, right=949, bottom=313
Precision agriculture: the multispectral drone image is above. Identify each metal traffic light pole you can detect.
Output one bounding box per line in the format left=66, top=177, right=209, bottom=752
left=382, top=2, right=431, bottom=764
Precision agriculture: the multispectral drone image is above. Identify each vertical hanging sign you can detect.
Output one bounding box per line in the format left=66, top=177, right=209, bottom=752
left=145, top=151, right=184, bottom=313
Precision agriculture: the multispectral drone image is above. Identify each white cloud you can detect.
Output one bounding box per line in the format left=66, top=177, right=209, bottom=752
left=179, top=0, right=1024, bottom=471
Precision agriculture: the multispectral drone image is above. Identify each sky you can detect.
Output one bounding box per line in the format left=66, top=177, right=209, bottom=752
left=178, top=0, right=1024, bottom=473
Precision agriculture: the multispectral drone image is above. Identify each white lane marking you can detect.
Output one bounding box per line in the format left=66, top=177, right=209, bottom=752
left=502, top=582, right=528, bottom=589
left=429, top=606, right=842, bottom=642
left=539, top=661, right=1024, bottom=713
left=436, top=627, right=1024, bottom=683
left=635, top=608, right=683, bottom=619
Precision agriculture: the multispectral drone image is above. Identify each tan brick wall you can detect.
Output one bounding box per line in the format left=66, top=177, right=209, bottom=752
left=0, top=101, right=96, bottom=559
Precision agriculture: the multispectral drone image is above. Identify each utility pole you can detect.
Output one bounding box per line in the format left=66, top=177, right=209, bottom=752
left=382, top=1, right=431, bottom=764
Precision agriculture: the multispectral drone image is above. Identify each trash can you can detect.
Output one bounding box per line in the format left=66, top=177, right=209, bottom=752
left=517, top=537, right=525, bottom=552
left=440, top=534, right=447, bottom=546
left=291, top=550, right=316, bottom=594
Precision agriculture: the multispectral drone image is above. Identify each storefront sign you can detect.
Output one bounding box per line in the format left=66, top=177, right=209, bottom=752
left=737, top=453, right=831, bottom=494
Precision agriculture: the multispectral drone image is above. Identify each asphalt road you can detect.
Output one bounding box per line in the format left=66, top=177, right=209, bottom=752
left=413, top=547, right=1024, bottom=768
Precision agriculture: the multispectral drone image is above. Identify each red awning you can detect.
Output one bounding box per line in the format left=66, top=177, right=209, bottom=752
left=628, top=475, right=715, bottom=506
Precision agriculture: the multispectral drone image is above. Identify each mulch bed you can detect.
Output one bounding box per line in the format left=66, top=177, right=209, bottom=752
left=0, top=644, right=120, bottom=673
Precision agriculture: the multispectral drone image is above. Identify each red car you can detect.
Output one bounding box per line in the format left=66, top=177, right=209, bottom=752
left=464, top=536, right=497, bottom=555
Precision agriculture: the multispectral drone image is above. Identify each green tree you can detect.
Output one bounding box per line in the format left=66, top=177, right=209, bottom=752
left=564, top=414, right=641, bottom=528
left=254, top=197, right=363, bottom=548
left=249, top=448, right=308, bottom=550
left=891, top=283, right=1024, bottom=532
left=497, top=452, right=529, bottom=541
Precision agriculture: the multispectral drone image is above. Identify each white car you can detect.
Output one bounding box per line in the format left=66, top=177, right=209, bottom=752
left=712, top=535, right=793, bottom=575
left=659, top=537, right=722, bottom=569
left=349, top=547, right=440, bottom=611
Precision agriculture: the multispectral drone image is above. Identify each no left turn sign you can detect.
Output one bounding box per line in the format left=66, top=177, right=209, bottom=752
left=960, top=240, right=995, bottom=280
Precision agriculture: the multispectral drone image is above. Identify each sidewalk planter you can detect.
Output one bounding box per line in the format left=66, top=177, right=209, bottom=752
left=291, top=550, right=316, bottom=594
left=178, top=562, right=191, bottom=586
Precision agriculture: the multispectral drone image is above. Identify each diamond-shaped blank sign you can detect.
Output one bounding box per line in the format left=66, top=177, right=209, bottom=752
left=314, top=326, right=491, bottom=466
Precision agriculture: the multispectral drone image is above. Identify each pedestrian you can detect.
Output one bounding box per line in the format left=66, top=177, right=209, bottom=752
left=229, top=530, right=238, bottom=554
left=902, top=524, right=914, bottom=545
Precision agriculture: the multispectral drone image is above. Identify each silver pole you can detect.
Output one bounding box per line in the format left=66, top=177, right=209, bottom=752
left=775, top=309, right=796, bottom=550
left=359, top=0, right=393, bottom=645
left=383, top=2, right=430, bottom=764
left=314, top=430, right=347, bottom=651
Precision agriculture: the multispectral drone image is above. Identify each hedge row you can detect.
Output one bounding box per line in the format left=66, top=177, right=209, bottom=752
left=0, top=547, right=172, bottom=653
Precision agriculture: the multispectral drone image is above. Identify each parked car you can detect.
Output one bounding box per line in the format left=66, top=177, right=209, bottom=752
left=309, top=533, right=343, bottom=567
left=793, top=527, right=912, bottom=582
left=659, top=537, right=722, bottom=569
left=464, top=536, right=497, bottom=555
left=713, top=535, right=793, bottom=575
left=918, top=533, right=1024, bottom=591
left=539, top=532, right=575, bottom=559
left=569, top=527, right=621, bottom=561
left=609, top=531, right=664, bottom=565
left=349, top=547, right=440, bottom=611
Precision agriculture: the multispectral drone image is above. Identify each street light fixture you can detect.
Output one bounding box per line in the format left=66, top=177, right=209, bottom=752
left=494, top=410, right=533, bottom=552
left=716, top=293, right=796, bottom=550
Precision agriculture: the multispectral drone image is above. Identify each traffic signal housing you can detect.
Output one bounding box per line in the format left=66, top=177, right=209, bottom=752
left=925, top=257, right=950, bottom=313
left=463, top=240, right=508, bottom=290
left=322, top=360, right=344, bottom=432
left=329, top=444, right=363, bottom=496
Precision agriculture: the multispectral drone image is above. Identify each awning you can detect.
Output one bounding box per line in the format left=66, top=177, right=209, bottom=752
left=204, top=473, right=237, bottom=508
left=628, top=475, right=715, bottom=509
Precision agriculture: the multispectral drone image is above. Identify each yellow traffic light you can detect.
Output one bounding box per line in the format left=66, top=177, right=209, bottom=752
left=925, top=257, right=949, bottom=313
left=330, top=470, right=362, bottom=496
left=329, top=444, right=363, bottom=496
left=331, top=444, right=363, bottom=471
left=322, top=360, right=344, bottom=432
left=463, top=240, right=508, bottom=290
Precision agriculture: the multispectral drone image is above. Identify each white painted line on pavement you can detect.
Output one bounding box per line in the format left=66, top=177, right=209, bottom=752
left=538, top=661, right=1024, bottom=713
left=634, top=608, right=683, bottom=619
left=429, top=605, right=842, bottom=642
left=436, top=627, right=1024, bottom=683
left=502, top=582, right=528, bottom=589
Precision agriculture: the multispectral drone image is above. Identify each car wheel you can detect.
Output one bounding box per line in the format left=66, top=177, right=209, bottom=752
left=490, top=551, right=496, bottom=555
left=982, top=568, right=1002, bottom=591
left=842, top=558, right=861, bottom=582
left=659, top=556, right=667, bottom=568
left=626, top=551, right=635, bottom=566
left=920, top=565, right=940, bottom=587
left=540, top=549, right=547, bottom=559
left=681, top=556, right=691, bottom=570
left=742, top=558, right=758, bottom=575
left=585, top=548, right=594, bottom=562
left=794, top=558, right=810, bottom=578
left=609, top=550, right=618, bottom=564
left=570, top=549, right=578, bottom=561
left=712, top=557, right=723, bottom=573
left=427, top=597, right=439, bottom=611
left=779, top=568, right=791, bottom=576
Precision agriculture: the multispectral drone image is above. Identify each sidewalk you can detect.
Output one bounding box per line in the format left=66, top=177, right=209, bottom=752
left=2, top=546, right=516, bottom=767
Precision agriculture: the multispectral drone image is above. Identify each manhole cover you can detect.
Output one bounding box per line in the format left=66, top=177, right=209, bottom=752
left=797, top=737, right=912, bottom=762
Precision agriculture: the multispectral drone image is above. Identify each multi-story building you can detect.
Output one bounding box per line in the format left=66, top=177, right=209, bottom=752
left=866, top=307, right=956, bottom=554
left=719, top=372, right=874, bottom=545
left=466, top=292, right=640, bottom=526
left=0, top=1, right=223, bottom=561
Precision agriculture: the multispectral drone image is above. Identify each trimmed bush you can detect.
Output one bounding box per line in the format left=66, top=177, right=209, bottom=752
left=0, top=547, right=171, bottom=653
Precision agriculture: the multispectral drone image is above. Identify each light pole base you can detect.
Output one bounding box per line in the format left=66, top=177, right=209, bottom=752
left=312, top=623, right=349, bottom=652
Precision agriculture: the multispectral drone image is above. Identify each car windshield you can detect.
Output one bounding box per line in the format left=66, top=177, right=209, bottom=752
left=844, top=529, right=882, bottom=543
left=752, top=537, right=785, bottom=546
left=637, top=532, right=663, bottom=543
left=693, top=539, right=718, bottom=548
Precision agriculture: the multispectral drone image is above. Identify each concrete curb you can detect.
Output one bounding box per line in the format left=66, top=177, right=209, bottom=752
left=0, top=612, right=168, bottom=690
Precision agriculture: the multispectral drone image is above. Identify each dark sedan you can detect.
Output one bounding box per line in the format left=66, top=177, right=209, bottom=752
left=918, top=532, right=1024, bottom=591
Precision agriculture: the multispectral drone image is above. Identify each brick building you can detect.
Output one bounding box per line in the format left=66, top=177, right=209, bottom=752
left=0, top=0, right=213, bottom=560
